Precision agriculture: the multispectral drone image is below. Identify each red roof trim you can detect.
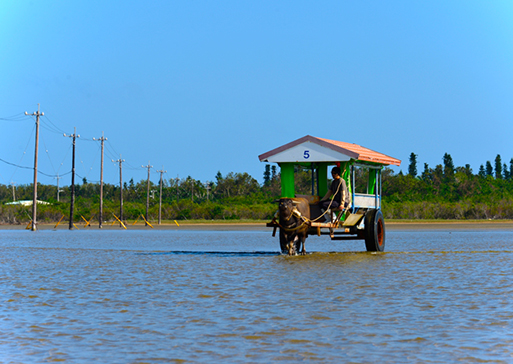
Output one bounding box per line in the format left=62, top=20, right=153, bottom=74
left=259, top=135, right=401, bottom=166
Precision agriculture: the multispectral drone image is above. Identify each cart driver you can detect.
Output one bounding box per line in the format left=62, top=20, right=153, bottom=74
left=319, top=167, right=350, bottom=217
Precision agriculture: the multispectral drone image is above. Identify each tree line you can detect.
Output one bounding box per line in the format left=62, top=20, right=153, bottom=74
left=0, top=171, right=281, bottom=224
left=383, top=153, right=513, bottom=219
left=2, top=152, right=513, bottom=224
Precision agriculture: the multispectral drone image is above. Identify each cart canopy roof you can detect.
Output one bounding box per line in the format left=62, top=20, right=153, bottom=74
left=258, top=135, right=401, bottom=166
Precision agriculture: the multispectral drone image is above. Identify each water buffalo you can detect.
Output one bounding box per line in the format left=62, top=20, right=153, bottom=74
left=278, top=197, right=310, bottom=255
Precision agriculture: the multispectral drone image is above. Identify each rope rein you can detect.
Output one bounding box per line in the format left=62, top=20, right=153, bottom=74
left=273, top=166, right=349, bottom=232
left=310, top=166, right=347, bottom=222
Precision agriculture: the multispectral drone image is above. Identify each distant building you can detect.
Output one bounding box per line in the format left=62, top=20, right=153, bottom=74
left=5, top=200, right=51, bottom=206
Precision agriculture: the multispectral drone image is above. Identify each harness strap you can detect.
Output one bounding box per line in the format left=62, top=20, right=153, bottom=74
left=273, top=207, right=311, bottom=232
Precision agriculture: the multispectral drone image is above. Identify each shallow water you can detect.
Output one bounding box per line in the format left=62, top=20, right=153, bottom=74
left=1, top=228, right=513, bottom=363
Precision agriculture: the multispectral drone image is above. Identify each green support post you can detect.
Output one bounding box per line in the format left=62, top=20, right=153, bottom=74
left=340, top=161, right=352, bottom=196
left=279, top=163, right=295, bottom=198
left=318, top=163, right=328, bottom=198
left=368, top=168, right=377, bottom=194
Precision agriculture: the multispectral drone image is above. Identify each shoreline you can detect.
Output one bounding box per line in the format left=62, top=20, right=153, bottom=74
left=2, top=220, right=513, bottom=231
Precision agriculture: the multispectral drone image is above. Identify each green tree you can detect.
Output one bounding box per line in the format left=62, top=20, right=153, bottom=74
left=432, top=164, right=444, bottom=190
left=443, top=153, right=454, bottom=179
left=421, top=163, right=431, bottom=181
left=478, top=165, right=485, bottom=178
left=408, top=153, right=418, bottom=177
left=503, top=163, right=510, bottom=180
left=485, top=161, right=493, bottom=177
left=464, top=164, right=472, bottom=177
left=495, top=155, right=503, bottom=179
left=263, top=164, right=271, bottom=186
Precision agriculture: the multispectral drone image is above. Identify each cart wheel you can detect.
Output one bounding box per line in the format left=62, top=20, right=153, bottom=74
left=279, top=228, right=288, bottom=253
left=364, top=209, right=385, bottom=252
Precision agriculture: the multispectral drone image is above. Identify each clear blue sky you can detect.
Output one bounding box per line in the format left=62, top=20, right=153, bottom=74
left=1, top=0, right=513, bottom=188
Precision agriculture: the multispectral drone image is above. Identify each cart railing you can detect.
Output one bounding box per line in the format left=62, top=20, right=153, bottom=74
left=353, top=193, right=381, bottom=209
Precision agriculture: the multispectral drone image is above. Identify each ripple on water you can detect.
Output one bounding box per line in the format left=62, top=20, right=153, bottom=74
left=1, top=229, right=513, bottom=362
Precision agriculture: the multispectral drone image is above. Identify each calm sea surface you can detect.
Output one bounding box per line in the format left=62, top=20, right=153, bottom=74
left=1, top=226, right=513, bottom=363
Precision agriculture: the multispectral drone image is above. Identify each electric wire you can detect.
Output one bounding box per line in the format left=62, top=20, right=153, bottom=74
left=57, top=144, right=72, bottom=174
left=40, top=121, right=64, bottom=135
left=106, top=140, right=121, bottom=157
left=40, top=169, right=71, bottom=178
left=41, top=115, right=66, bottom=134
left=105, top=140, right=138, bottom=170
left=76, top=173, right=100, bottom=184
left=0, top=113, right=29, bottom=121
left=124, top=162, right=140, bottom=171
left=105, top=148, right=118, bottom=161
left=41, top=133, right=57, bottom=175
left=0, top=157, right=71, bottom=178
left=9, top=123, right=35, bottom=183
left=89, top=143, right=101, bottom=178
left=76, top=148, right=88, bottom=179
left=3, top=112, right=161, bottom=185
left=76, top=144, right=99, bottom=181
left=0, top=158, right=33, bottom=170
left=77, top=137, right=95, bottom=143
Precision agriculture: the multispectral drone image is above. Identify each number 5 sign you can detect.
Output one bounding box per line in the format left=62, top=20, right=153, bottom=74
left=303, top=150, right=310, bottom=159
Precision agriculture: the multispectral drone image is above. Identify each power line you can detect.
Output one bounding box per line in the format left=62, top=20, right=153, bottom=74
left=106, top=140, right=121, bottom=157
left=77, top=137, right=95, bottom=143
left=41, top=133, right=57, bottom=175
left=57, top=144, right=72, bottom=174
left=75, top=173, right=100, bottom=184
left=9, top=123, right=35, bottom=183
left=104, top=140, right=137, bottom=170
left=39, top=120, right=64, bottom=134
left=0, top=158, right=71, bottom=178
left=0, top=113, right=30, bottom=121
left=0, top=158, right=33, bottom=170
left=41, top=114, right=66, bottom=134
left=124, top=162, right=140, bottom=171
left=104, top=140, right=138, bottom=170
left=76, top=145, right=98, bottom=180
left=40, top=170, right=70, bottom=178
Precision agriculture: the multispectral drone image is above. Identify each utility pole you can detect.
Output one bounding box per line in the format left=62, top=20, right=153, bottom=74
left=142, top=162, right=153, bottom=226
left=205, top=181, right=211, bottom=201
left=25, top=104, right=43, bottom=231
left=93, top=132, right=107, bottom=228
left=10, top=182, right=16, bottom=202
left=64, top=127, right=79, bottom=230
left=156, top=168, right=166, bottom=224
left=55, top=174, right=61, bottom=202
left=113, top=155, right=125, bottom=227
left=176, top=176, right=179, bottom=202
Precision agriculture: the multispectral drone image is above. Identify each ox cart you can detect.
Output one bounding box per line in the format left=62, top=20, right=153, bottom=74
left=259, top=135, right=401, bottom=254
